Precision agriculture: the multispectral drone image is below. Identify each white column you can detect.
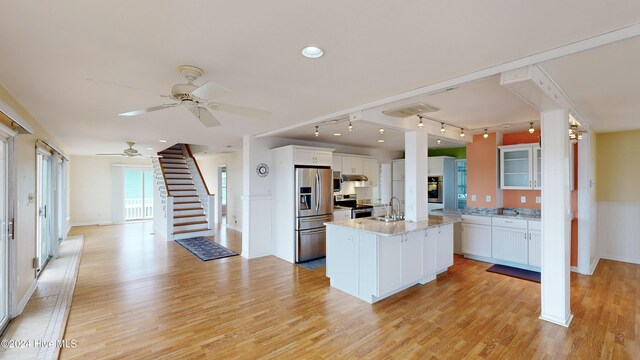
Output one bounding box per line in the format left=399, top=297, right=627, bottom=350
left=540, top=108, right=573, bottom=327
left=241, top=135, right=273, bottom=259
left=404, top=130, right=428, bottom=222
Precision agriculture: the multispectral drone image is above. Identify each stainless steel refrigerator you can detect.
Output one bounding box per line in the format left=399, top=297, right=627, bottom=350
left=295, top=166, right=333, bottom=262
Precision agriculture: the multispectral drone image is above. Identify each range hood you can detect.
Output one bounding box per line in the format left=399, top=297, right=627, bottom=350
left=341, top=174, right=368, bottom=182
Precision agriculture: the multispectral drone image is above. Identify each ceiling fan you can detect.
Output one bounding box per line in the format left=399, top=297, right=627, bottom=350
left=96, top=142, right=155, bottom=158
left=118, top=65, right=270, bottom=127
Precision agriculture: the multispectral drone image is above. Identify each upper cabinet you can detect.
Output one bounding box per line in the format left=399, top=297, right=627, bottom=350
left=427, top=157, right=444, bottom=176
left=498, top=144, right=541, bottom=190
left=332, top=155, right=343, bottom=171
left=342, top=156, right=364, bottom=175
left=294, top=148, right=333, bottom=167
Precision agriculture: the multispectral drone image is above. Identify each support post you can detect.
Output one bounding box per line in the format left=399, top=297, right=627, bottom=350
left=404, top=130, right=429, bottom=222
left=540, top=108, right=573, bottom=326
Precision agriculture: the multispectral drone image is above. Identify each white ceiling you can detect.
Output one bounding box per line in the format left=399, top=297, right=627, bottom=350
left=541, top=36, right=640, bottom=133
left=0, top=1, right=639, bottom=155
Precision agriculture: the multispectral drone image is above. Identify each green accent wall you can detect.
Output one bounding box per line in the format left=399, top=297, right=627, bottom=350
left=428, top=147, right=466, bottom=159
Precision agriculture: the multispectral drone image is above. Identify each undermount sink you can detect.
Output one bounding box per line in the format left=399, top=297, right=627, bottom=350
left=374, top=216, right=403, bottom=223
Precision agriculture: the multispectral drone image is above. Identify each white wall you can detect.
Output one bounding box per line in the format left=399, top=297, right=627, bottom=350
left=195, top=151, right=243, bottom=231
left=69, top=155, right=151, bottom=226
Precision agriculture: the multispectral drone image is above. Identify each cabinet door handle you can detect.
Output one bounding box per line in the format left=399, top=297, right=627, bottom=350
left=529, top=180, right=532, bottom=188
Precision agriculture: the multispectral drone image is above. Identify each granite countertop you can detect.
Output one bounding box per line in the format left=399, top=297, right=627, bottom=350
left=430, top=208, right=541, bottom=221
left=325, top=215, right=461, bottom=237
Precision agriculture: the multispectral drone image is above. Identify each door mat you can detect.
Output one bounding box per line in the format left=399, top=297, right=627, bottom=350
left=486, top=264, right=541, bottom=283
left=175, top=237, right=238, bottom=261
left=297, top=257, right=326, bottom=270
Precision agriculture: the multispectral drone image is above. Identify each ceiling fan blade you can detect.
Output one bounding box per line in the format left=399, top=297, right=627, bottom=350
left=189, top=107, right=221, bottom=127
left=191, top=81, right=230, bottom=101
left=209, top=102, right=271, bottom=119
left=96, top=153, right=126, bottom=156
left=118, top=104, right=177, bottom=116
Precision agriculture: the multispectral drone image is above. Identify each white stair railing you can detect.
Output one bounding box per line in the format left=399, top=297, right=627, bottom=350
left=180, top=144, right=214, bottom=224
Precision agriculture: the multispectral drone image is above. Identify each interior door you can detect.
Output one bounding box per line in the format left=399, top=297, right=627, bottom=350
left=0, top=141, right=8, bottom=331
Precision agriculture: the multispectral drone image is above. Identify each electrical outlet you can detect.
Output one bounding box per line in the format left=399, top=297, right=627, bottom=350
left=485, top=195, right=491, bottom=203
left=471, top=195, right=476, bottom=201
left=536, top=196, right=541, bottom=204
left=521, top=196, right=526, bottom=203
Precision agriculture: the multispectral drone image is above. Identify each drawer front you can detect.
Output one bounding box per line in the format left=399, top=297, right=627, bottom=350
left=461, top=214, right=492, bottom=226
left=492, top=217, right=527, bottom=229
left=528, top=220, right=541, bottom=231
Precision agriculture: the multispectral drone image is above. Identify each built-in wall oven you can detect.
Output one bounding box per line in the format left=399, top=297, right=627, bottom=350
left=428, top=176, right=443, bottom=203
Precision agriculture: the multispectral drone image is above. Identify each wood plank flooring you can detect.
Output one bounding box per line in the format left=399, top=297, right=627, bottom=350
left=61, top=222, right=638, bottom=359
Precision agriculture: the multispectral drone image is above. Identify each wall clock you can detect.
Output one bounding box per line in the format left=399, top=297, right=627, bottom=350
left=256, top=163, right=269, bottom=177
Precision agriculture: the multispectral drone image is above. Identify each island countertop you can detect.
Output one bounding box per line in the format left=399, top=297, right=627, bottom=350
left=325, top=215, right=461, bottom=237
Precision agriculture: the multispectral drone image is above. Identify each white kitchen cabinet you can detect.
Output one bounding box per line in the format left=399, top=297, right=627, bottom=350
left=428, top=157, right=444, bottom=176
left=295, top=148, right=333, bottom=167
left=461, top=222, right=492, bottom=258
left=491, top=226, right=528, bottom=264
left=403, top=232, right=424, bottom=284
left=363, top=158, right=379, bottom=187
left=392, top=159, right=405, bottom=180
left=498, top=144, right=541, bottom=190
left=332, top=154, right=343, bottom=172
left=333, top=209, right=351, bottom=221
left=436, top=224, right=454, bottom=272
left=377, top=235, right=404, bottom=295
left=528, top=220, right=541, bottom=267
left=342, top=156, right=364, bottom=175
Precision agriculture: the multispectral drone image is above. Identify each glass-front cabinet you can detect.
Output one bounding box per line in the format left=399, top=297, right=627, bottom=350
left=499, top=144, right=541, bottom=190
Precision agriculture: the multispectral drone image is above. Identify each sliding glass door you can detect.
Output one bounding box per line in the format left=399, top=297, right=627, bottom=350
left=0, top=141, right=8, bottom=331
left=36, top=150, right=54, bottom=273
left=124, top=169, right=154, bottom=221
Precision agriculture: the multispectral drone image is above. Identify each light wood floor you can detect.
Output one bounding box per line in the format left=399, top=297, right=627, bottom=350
left=61, top=222, right=638, bottom=359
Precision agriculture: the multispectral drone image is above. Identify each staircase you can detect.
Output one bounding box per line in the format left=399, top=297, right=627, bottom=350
left=152, top=144, right=215, bottom=240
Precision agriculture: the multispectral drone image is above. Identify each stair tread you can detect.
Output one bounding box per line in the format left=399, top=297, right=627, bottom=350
left=174, top=214, right=205, bottom=219
left=173, top=195, right=198, bottom=198
left=174, top=201, right=201, bottom=204
left=174, top=207, right=204, bottom=211
left=174, top=220, right=208, bottom=226
left=173, top=228, right=211, bottom=235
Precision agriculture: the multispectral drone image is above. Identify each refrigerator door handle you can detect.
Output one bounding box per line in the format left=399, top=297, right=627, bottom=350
left=317, top=171, right=321, bottom=211
left=315, top=171, right=320, bottom=212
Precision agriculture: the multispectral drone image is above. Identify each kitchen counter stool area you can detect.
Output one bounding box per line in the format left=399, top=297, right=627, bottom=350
left=325, top=216, right=460, bottom=304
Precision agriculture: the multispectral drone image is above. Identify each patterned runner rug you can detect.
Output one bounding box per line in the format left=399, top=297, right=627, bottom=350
left=175, top=237, right=238, bottom=261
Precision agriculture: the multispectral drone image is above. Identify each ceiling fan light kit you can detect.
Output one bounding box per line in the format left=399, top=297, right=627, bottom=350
left=117, top=65, right=270, bottom=127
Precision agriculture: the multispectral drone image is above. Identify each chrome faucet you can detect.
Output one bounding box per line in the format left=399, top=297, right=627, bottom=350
left=389, top=196, right=402, bottom=219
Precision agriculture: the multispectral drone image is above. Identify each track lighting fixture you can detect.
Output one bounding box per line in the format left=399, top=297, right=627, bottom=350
left=483, top=129, right=489, bottom=139
left=460, top=128, right=465, bottom=138
left=577, top=132, right=583, bottom=140
left=379, top=128, right=384, bottom=134
left=314, top=126, right=319, bottom=137
left=440, top=123, right=445, bottom=133
left=529, top=122, right=535, bottom=134
left=418, top=116, right=424, bottom=128
left=437, top=138, right=441, bottom=145
left=348, top=120, right=353, bottom=131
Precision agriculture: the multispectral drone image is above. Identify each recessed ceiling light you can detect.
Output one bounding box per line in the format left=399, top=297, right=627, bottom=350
left=301, top=46, right=324, bottom=59
left=377, top=139, right=384, bottom=143
left=147, top=147, right=154, bottom=150
left=159, top=139, right=167, bottom=143
left=333, top=133, right=342, bottom=136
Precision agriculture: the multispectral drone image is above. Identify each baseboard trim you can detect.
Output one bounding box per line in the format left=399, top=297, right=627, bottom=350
left=14, top=279, right=37, bottom=317
left=589, top=257, right=600, bottom=275
left=570, top=266, right=579, bottom=273
left=599, top=254, right=639, bottom=265
left=539, top=312, right=574, bottom=327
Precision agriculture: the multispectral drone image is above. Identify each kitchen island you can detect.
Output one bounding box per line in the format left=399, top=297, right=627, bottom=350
left=325, top=216, right=461, bottom=303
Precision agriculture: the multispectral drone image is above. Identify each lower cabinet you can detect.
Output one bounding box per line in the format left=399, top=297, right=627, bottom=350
left=326, top=223, right=455, bottom=304
left=528, top=229, right=541, bottom=267
left=491, top=226, right=528, bottom=264
left=461, top=223, right=492, bottom=258
left=333, top=209, right=351, bottom=221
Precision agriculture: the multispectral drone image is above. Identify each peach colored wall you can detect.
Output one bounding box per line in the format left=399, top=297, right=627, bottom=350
left=502, top=131, right=542, bottom=209
left=466, top=133, right=498, bottom=208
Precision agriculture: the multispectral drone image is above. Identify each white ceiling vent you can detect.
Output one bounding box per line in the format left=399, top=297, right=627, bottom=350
left=382, top=102, right=440, bottom=118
